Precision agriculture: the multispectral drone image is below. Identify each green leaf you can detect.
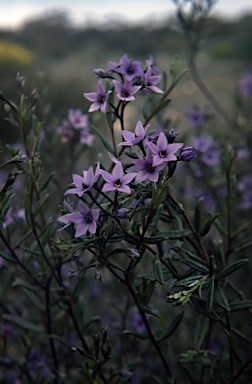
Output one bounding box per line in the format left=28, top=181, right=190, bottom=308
left=234, top=241, right=252, bottom=253
left=123, top=329, right=148, bottom=340
left=162, top=70, right=168, bottom=92
left=150, top=99, right=171, bottom=120
left=207, top=276, right=215, bottom=314
left=214, top=286, right=230, bottom=311
left=190, top=298, right=220, bottom=320
left=0, top=191, right=15, bottom=219
left=2, top=314, right=44, bottom=333
left=225, top=331, right=244, bottom=364
left=91, top=125, right=114, bottom=154
left=139, top=304, right=161, bottom=319
left=175, top=275, right=203, bottom=287
left=153, top=256, right=164, bottom=285
left=39, top=172, right=56, bottom=193
left=194, top=314, right=209, bottom=350
left=217, top=259, right=249, bottom=280
left=34, top=193, right=49, bottom=217
left=193, top=198, right=202, bottom=233
left=170, top=55, right=181, bottom=81
left=157, top=312, right=184, bottom=342
left=199, top=213, right=219, bottom=237
left=229, top=300, right=252, bottom=312
left=144, top=229, right=191, bottom=244
left=181, top=258, right=209, bottom=274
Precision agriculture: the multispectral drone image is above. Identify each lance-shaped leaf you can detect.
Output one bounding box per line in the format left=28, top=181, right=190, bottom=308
left=149, top=99, right=171, bottom=120
left=139, top=304, right=161, bottom=319
left=91, top=125, right=114, bottom=154
left=199, top=213, right=219, bottom=237
left=157, top=312, right=184, bottom=342
left=207, top=276, right=215, bottom=314
left=2, top=314, right=44, bottom=333
left=229, top=300, right=252, bottom=312
left=123, top=330, right=148, bottom=340
left=214, top=286, right=230, bottom=311
left=34, top=193, right=49, bottom=217
left=144, top=229, right=191, bottom=244
left=180, top=258, right=209, bottom=274
left=217, top=259, right=249, bottom=280
left=194, top=314, right=209, bottom=350
left=153, top=256, right=164, bottom=285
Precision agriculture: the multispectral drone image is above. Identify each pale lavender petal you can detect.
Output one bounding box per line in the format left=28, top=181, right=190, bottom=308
left=121, top=173, right=137, bottom=184
left=102, top=184, right=117, bottom=192
left=135, top=120, right=145, bottom=137
left=72, top=174, right=84, bottom=188
left=100, top=170, right=114, bottom=184
left=117, top=185, right=131, bottom=194
left=88, top=103, right=100, bottom=112
left=83, top=92, right=98, bottom=102
left=78, top=201, right=89, bottom=215
left=146, top=141, right=158, bottom=155
left=75, top=222, right=88, bottom=237
left=85, top=166, right=95, bottom=186
left=168, top=143, right=184, bottom=153
left=112, top=162, right=123, bottom=180
left=96, top=80, right=105, bottom=94
left=135, top=171, right=149, bottom=184
left=91, top=209, right=99, bottom=221
left=68, top=212, right=84, bottom=224
left=157, top=132, right=167, bottom=151
left=87, top=220, right=97, bottom=234
left=64, top=187, right=83, bottom=197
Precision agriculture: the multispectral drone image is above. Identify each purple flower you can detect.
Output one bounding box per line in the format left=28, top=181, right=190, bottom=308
left=142, top=66, right=163, bottom=94
left=68, top=109, right=89, bottom=129
left=79, top=128, right=95, bottom=146
left=101, top=161, right=136, bottom=194
left=84, top=80, right=111, bottom=113
left=192, top=134, right=217, bottom=152
left=187, top=107, right=206, bottom=128
left=28, top=350, right=50, bottom=380
left=65, top=164, right=100, bottom=197
left=133, top=151, right=166, bottom=184
left=145, top=55, right=159, bottom=75
left=112, top=79, right=141, bottom=101
left=116, top=54, right=144, bottom=80
left=127, top=308, right=146, bottom=333
left=238, top=73, right=252, bottom=96
left=116, top=207, right=128, bottom=218
left=146, top=132, right=183, bottom=166
left=57, top=119, right=74, bottom=143
left=180, top=147, right=197, bottom=162
left=118, top=120, right=149, bottom=146
left=59, top=201, right=99, bottom=237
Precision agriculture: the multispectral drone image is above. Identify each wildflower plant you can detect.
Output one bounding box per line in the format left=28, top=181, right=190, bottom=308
left=0, top=2, right=252, bottom=383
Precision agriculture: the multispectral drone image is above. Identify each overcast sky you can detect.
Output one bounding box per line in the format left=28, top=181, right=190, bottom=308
left=1, top=0, right=252, bottom=29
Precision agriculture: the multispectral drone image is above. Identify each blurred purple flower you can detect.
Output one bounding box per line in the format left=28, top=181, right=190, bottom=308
left=238, top=73, right=252, bottom=96
left=145, top=54, right=159, bottom=75
left=116, top=54, right=144, bottom=80
left=101, top=161, right=136, bottom=194
left=65, top=164, right=100, bottom=197
left=142, top=66, right=163, bottom=93
left=127, top=308, right=146, bottom=334
left=118, top=120, right=149, bottom=146
left=84, top=80, right=111, bottom=113
left=68, top=109, right=89, bottom=129
left=59, top=201, right=99, bottom=237
left=133, top=151, right=166, bottom=183
left=113, top=79, right=141, bottom=101
left=187, top=107, right=206, bottom=128
left=80, top=129, right=95, bottom=146
left=240, top=190, right=252, bottom=209
left=57, top=119, right=74, bottom=143
left=146, top=132, right=183, bottom=166
left=180, top=147, right=197, bottom=162
left=28, top=350, right=50, bottom=380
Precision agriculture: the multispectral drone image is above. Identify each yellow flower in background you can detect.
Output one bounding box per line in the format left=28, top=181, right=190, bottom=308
left=0, top=40, right=33, bottom=65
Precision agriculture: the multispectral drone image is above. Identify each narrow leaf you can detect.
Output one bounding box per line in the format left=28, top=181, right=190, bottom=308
left=229, top=300, right=252, bottom=312
left=217, top=259, right=249, bottom=280
left=207, top=276, right=215, bottom=314
left=2, top=314, right=44, bottom=333
left=92, top=125, right=114, bottom=154
left=153, top=256, right=164, bottom=285
left=194, top=314, right=209, bottom=350
left=199, top=213, right=219, bottom=237
left=139, top=304, right=161, bottom=319
left=34, top=193, right=49, bottom=217
left=214, top=286, right=230, bottom=311
left=157, top=312, right=184, bottom=342
left=123, top=330, right=148, bottom=340
left=150, top=99, right=171, bottom=119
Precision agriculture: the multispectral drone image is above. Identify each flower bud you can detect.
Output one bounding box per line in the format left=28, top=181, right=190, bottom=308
left=116, top=208, right=128, bottom=219
left=180, top=147, right=197, bottom=162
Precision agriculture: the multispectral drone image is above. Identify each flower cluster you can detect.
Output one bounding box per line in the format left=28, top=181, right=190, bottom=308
left=57, top=108, right=94, bottom=145
left=83, top=54, right=164, bottom=113
left=58, top=120, right=196, bottom=238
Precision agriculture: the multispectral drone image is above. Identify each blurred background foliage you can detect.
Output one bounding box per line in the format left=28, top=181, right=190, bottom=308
left=0, top=11, right=251, bottom=143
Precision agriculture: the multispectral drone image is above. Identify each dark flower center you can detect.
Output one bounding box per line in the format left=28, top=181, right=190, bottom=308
left=85, top=214, right=93, bottom=223
left=122, top=91, right=129, bottom=97
left=147, top=164, right=154, bottom=173
left=127, top=67, right=134, bottom=75
left=114, top=179, right=121, bottom=188
left=159, top=150, right=167, bottom=158
left=98, top=96, right=105, bottom=103
left=82, top=182, right=88, bottom=189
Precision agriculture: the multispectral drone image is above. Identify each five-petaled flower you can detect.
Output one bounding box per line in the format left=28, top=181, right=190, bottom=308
left=146, top=132, right=183, bottom=166
left=112, top=79, right=141, bottom=102
left=101, top=161, right=136, bottom=194
left=58, top=201, right=99, bottom=237
left=116, top=54, right=144, bottom=80
left=65, top=164, right=100, bottom=197
left=143, top=66, right=163, bottom=94
left=84, top=80, right=111, bottom=113
left=118, top=120, right=149, bottom=147
left=133, top=151, right=166, bottom=184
